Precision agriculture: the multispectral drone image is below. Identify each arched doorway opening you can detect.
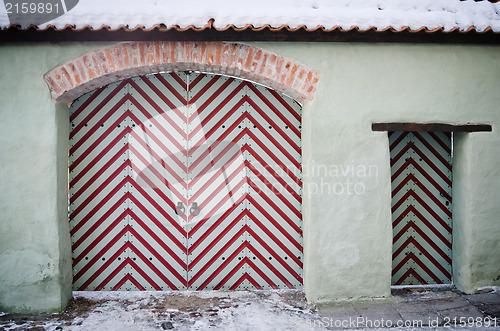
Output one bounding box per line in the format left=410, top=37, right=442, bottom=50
left=68, top=71, right=303, bottom=291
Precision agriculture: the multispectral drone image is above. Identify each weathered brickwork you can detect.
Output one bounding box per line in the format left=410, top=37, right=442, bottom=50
left=44, top=41, right=321, bottom=104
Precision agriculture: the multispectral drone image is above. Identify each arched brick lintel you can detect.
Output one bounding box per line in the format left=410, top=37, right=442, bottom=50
left=43, top=41, right=321, bottom=104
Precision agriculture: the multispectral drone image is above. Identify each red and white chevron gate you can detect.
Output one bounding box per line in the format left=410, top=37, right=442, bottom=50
left=390, top=131, right=452, bottom=285
left=69, top=72, right=303, bottom=291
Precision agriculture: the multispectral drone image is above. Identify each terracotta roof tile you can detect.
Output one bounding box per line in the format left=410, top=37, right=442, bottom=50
left=1, top=0, right=500, bottom=34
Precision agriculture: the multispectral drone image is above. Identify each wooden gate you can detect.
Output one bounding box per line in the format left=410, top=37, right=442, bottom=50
left=390, top=131, right=452, bottom=285
left=69, top=72, right=303, bottom=291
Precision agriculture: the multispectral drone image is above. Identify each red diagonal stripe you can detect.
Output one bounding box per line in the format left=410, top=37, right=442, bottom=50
left=188, top=151, right=244, bottom=202
left=188, top=186, right=247, bottom=238
left=112, top=273, right=146, bottom=291
left=413, top=132, right=452, bottom=170
left=147, top=73, right=188, bottom=112
left=244, top=144, right=302, bottom=186
left=229, top=273, right=263, bottom=290
left=129, top=163, right=181, bottom=209
left=170, top=72, right=187, bottom=91
left=188, top=74, right=222, bottom=104
left=187, top=131, right=245, bottom=185
left=70, top=104, right=130, bottom=156
left=71, top=158, right=129, bottom=205
left=392, top=191, right=451, bottom=237
left=391, top=158, right=451, bottom=205
left=70, top=79, right=129, bottom=139
left=213, top=256, right=251, bottom=290
left=188, top=218, right=247, bottom=285
left=129, top=210, right=187, bottom=271
left=128, top=127, right=186, bottom=183
left=76, top=235, right=130, bottom=288
left=429, top=132, right=451, bottom=154
left=392, top=203, right=414, bottom=228
left=72, top=208, right=129, bottom=263
left=70, top=127, right=130, bottom=178
left=196, top=241, right=246, bottom=290
left=246, top=225, right=303, bottom=283
left=391, top=185, right=420, bottom=214
left=128, top=188, right=187, bottom=240
left=392, top=173, right=451, bottom=216
left=70, top=85, right=107, bottom=121
left=393, top=235, right=451, bottom=272
left=390, top=140, right=412, bottom=167
left=248, top=167, right=301, bottom=220
left=128, top=95, right=187, bottom=155
left=247, top=83, right=300, bottom=138
left=96, top=255, right=162, bottom=291
left=94, top=256, right=133, bottom=291
left=128, top=92, right=186, bottom=142
left=129, top=172, right=184, bottom=224
left=247, top=113, right=301, bottom=169
left=409, top=205, right=452, bottom=242
left=267, top=86, right=301, bottom=122
left=245, top=145, right=302, bottom=201
left=393, top=216, right=447, bottom=253
left=410, top=191, right=452, bottom=233
left=129, top=144, right=186, bottom=202
left=408, top=142, right=452, bottom=186
left=130, top=159, right=184, bottom=204
left=246, top=96, right=300, bottom=154
left=188, top=77, right=244, bottom=123
left=189, top=94, right=246, bottom=141
left=247, top=195, right=302, bottom=248
left=127, top=236, right=183, bottom=289
left=393, top=201, right=452, bottom=241
left=411, top=176, right=452, bottom=216
left=131, top=78, right=186, bottom=123
left=391, top=158, right=412, bottom=184
left=389, top=131, right=410, bottom=151
left=187, top=176, right=246, bottom=227
left=188, top=72, right=205, bottom=91
left=70, top=177, right=129, bottom=225
left=70, top=176, right=130, bottom=222
left=246, top=242, right=292, bottom=289
left=189, top=207, right=246, bottom=264
left=392, top=252, right=443, bottom=284
left=244, top=258, right=280, bottom=289
left=394, top=268, right=427, bottom=285
left=70, top=193, right=129, bottom=241
left=247, top=211, right=302, bottom=267
left=195, top=162, right=246, bottom=211
left=247, top=189, right=302, bottom=236
left=72, top=228, right=127, bottom=285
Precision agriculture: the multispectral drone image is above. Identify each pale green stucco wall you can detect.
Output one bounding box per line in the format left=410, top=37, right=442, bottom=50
left=453, top=132, right=500, bottom=293
left=0, top=43, right=109, bottom=313
left=0, top=42, right=499, bottom=311
left=256, top=43, right=500, bottom=302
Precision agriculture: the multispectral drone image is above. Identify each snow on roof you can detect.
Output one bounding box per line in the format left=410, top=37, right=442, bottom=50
left=1, top=0, right=500, bottom=33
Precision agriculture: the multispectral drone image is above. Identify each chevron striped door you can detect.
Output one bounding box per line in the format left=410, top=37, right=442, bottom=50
left=69, top=72, right=303, bottom=291
left=186, top=73, right=303, bottom=290
left=390, top=131, right=452, bottom=285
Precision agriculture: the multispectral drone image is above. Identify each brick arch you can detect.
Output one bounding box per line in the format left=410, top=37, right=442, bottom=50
left=44, top=41, right=321, bottom=104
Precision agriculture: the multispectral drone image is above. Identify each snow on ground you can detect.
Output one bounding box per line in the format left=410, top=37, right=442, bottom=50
left=1, top=287, right=499, bottom=330
left=1, top=290, right=328, bottom=331
left=66, top=291, right=324, bottom=331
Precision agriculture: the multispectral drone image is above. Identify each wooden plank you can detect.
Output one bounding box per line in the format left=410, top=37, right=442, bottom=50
left=372, top=122, right=492, bottom=132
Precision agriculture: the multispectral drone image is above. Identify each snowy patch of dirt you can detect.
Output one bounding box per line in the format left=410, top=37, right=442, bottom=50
left=0, top=290, right=326, bottom=331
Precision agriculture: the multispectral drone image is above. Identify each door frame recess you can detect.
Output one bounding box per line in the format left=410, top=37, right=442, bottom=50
left=373, top=121, right=492, bottom=287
